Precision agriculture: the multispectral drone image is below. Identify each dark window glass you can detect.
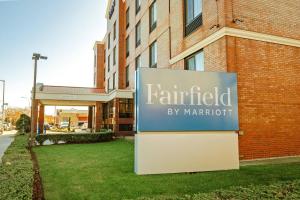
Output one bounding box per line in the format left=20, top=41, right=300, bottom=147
left=126, top=8, right=130, bottom=29
left=135, top=21, right=141, bottom=47
left=119, top=124, right=133, bottom=131
left=113, top=22, right=116, bottom=40
left=113, top=46, right=116, bottom=65
left=135, top=55, right=141, bottom=70
left=119, top=99, right=134, bottom=118
left=185, top=0, right=202, bottom=36
left=126, top=65, right=129, bottom=87
left=185, top=50, right=204, bottom=71
left=126, top=36, right=130, bottom=57
left=107, top=78, right=110, bottom=92
left=149, top=41, right=157, bottom=68
left=136, top=0, right=141, bottom=14
left=113, top=72, right=116, bottom=90
left=108, top=101, right=114, bottom=118
left=149, top=1, right=157, bottom=32
left=103, top=103, right=108, bottom=120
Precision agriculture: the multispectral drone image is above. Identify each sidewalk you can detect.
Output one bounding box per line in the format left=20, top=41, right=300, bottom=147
left=0, top=130, right=17, bottom=162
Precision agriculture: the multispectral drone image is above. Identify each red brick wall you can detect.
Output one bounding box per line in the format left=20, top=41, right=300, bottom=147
left=96, top=43, right=105, bottom=90
left=225, top=0, right=300, bottom=40
left=118, top=0, right=126, bottom=89
left=204, top=37, right=227, bottom=72
left=170, top=0, right=226, bottom=59
left=227, top=36, right=300, bottom=159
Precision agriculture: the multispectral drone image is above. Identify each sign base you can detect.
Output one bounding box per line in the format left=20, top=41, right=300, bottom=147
left=135, top=132, right=239, bottom=175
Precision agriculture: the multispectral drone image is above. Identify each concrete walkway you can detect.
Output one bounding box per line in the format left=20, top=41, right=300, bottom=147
left=240, top=156, right=300, bottom=166
left=0, top=130, right=17, bottom=161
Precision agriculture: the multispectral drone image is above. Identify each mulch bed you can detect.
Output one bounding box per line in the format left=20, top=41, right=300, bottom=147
left=28, top=146, right=45, bottom=200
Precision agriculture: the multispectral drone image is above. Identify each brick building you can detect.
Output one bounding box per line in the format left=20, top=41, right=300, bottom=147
left=91, top=0, right=300, bottom=160
left=32, top=0, right=299, bottom=160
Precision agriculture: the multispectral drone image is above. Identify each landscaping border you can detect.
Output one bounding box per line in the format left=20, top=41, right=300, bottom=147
left=29, top=146, right=45, bottom=200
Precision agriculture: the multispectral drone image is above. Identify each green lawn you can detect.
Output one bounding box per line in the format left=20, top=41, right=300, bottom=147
left=34, top=139, right=300, bottom=200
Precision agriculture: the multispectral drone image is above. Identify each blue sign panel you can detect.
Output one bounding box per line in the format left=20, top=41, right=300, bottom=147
left=136, top=68, right=239, bottom=132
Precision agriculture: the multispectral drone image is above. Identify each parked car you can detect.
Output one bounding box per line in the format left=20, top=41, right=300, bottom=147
left=60, top=122, right=69, bottom=129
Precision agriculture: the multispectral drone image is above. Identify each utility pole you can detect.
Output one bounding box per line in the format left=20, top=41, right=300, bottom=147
left=30, top=53, right=47, bottom=146
left=0, top=80, right=5, bottom=134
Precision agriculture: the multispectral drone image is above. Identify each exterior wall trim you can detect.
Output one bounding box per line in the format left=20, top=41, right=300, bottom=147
left=170, top=27, right=300, bottom=64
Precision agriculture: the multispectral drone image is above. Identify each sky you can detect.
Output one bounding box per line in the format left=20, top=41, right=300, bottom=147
left=0, top=0, right=108, bottom=114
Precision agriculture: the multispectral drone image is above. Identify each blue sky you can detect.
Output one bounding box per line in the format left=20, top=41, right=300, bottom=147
left=0, top=0, right=107, bottom=111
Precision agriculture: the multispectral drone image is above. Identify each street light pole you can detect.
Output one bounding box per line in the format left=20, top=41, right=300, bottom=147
left=0, top=80, right=5, bottom=134
left=30, top=53, right=47, bottom=146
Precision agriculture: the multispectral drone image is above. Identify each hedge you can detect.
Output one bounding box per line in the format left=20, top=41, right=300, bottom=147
left=35, top=132, right=113, bottom=145
left=136, top=180, right=300, bottom=200
left=0, top=135, right=33, bottom=200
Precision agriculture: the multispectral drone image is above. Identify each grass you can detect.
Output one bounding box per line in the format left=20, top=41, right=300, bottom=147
left=0, top=135, right=33, bottom=200
left=34, top=139, right=300, bottom=200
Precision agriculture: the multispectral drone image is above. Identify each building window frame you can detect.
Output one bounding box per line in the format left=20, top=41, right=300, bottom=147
left=135, top=0, right=141, bottom=14
left=149, top=41, right=157, bottom=68
left=113, top=72, right=116, bottom=90
left=113, top=21, right=116, bottom=40
left=184, top=50, right=204, bottom=71
left=126, top=8, right=130, bottom=29
left=184, top=0, right=203, bottom=36
left=113, top=46, right=116, bottom=65
left=126, top=65, right=129, bottom=87
left=126, top=36, right=130, bottom=57
left=135, top=55, right=141, bottom=70
left=149, top=0, right=157, bottom=33
left=135, top=21, right=141, bottom=47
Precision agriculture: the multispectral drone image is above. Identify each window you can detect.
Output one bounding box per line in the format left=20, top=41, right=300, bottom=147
left=126, top=65, right=129, bottom=87
left=149, top=41, right=157, bottom=68
left=185, top=0, right=202, bottom=36
left=108, top=101, right=114, bottom=118
left=113, top=21, right=116, bottom=40
left=113, top=72, right=116, bottom=90
left=185, top=50, right=204, bottom=71
left=119, top=99, right=134, bottom=118
left=149, top=0, right=157, bottom=32
left=108, top=55, right=110, bottom=72
left=113, top=46, right=116, bottom=65
left=107, top=78, right=110, bottom=91
left=126, top=8, right=130, bottom=29
left=119, top=124, right=133, bottom=131
left=126, top=36, right=130, bottom=57
left=135, top=0, right=141, bottom=14
left=108, top=33, right=111, bottom=49
left=135, top=55, right=141, bottom=69
left=103, top=103, right=108, bottom=120
left=135, top=21, right=141, bottom=47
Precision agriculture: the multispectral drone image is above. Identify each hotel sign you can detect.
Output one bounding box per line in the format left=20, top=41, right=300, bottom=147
left=136, top=68, right=239, bottom=132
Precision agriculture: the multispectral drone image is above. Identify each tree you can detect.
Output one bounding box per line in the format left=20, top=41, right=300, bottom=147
left=16, top=114, right=31, bottom=133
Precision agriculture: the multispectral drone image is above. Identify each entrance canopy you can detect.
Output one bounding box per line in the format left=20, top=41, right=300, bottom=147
left=35, top=83, right=134, bottom=106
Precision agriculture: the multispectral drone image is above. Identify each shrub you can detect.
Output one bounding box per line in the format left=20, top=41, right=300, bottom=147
left=35, top=132, right=113, bottom=145
left=16, top=114, right=31, bottom=133
left=0, top=135, right=33, bottom=200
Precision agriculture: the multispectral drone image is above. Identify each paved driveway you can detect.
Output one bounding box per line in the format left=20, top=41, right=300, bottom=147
left=0, top=130, right=17, bottom=161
